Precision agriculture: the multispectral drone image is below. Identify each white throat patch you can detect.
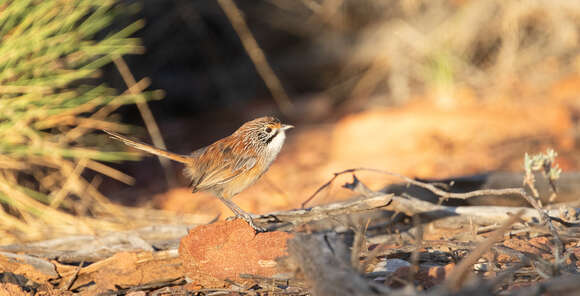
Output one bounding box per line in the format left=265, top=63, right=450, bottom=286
left=264, top=130, right=286, bottom=166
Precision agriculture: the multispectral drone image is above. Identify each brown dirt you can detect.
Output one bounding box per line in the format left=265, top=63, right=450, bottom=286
left=0, top=255, right=56, bottom=285
left=0, top=284, right=31, bottom=296
left=71, top=251, right=182, bottom=295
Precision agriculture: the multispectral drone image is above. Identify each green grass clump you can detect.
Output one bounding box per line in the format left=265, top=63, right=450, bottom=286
left=0, top=0, right=164, bottom=243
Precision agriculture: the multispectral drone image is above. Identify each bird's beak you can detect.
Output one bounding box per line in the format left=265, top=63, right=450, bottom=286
left=282, top=124, right=294, bottom=130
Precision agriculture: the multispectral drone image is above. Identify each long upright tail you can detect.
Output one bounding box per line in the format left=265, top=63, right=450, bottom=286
left=103, top=130, right=191, bottom=164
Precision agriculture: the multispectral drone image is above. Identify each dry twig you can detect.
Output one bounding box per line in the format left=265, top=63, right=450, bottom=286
left=113, top=57, right=175, bottom=187
left=216, top=0, right=293, bottom=115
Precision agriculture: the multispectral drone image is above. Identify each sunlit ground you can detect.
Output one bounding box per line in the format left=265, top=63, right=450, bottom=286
left=153, top=77, right=580, bottom=220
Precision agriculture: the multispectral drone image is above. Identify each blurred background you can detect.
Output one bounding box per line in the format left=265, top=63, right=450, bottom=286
left=1, top=0, right=579, bottom=243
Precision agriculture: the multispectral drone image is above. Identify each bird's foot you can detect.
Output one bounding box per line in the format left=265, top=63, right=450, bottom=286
left=236, top=212, right=266, bottom=233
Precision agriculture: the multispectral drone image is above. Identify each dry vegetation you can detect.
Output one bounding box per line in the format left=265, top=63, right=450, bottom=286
left=2, top=154, right=580, bottom=295
left=178, top=0, right=580, bottom=113
left=1, top=0, right=580, bottom=295
left=0, top=1, right=203, bottom=244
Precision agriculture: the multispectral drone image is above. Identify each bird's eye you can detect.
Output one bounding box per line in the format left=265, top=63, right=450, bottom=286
left=265, top=127, right=272, bottom=133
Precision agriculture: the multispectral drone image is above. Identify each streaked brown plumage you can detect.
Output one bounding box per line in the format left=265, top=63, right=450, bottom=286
left=104, top=116, right=293, bottom=231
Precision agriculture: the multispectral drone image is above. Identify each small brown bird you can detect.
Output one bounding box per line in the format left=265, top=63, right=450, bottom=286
left=104, top=116, right=293, bottom=232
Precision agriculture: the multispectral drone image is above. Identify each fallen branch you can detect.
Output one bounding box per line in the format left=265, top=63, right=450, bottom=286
left=302, top=168, right=566, bottom=256
left=255, top=192, right=393, bottom=228
left=257, top=191, right=575, bottom=230
left=0, top=224, right=191, bottom=263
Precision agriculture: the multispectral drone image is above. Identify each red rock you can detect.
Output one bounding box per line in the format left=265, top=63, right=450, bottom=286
left=179, top=219, right=293, bottom=288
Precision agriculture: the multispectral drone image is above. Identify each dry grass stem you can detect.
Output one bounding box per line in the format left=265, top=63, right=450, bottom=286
left=113, top=56, right=175, bottom=187
left=216, top=0, right=294, bottom=115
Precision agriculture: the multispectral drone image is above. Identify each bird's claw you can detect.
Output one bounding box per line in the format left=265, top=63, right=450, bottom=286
left=237, top=213, right=266, bottom=233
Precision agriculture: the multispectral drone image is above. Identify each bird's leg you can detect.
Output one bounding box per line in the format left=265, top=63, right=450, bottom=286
left=215, top=195, right=266, bottom=232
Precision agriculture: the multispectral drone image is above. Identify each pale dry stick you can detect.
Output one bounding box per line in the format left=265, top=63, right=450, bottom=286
left=56, top=157, right=130, bottom=226
left=62, top=260, right=84, bottom=291
left=50, top=158, right=88, bottom=208
left=443, top=210, right=524, bottom=292
left=523, top=164, right=543, bottom=209
left=112, top=56, right=176, bottom=187
left=0, top=85, right=52, bottom=94
left=300, top=0, right=322, bottom=13
left=350, top=219, right=370, bottom=272
left=258, top=193, right=394, bottom=228
left=84, top=160, right=135, bottom=185
left=216, top=0, right=293, bottom=115
left=301, top=170, right=344, bottom=208
left=74, top=118, right=130, bottom=132
left=78, top=175, right=103, bottom=217
left=300, top=0, right=346, bottom=30
left=0, top=225, right=189, bottom=263
left=37, top=168, right=63, bottom=191
left=89, top=78, right=151, bottom=122
left=35, top=100, right=102, bottom=128
left=408, top=215, right=423, bottom=286
left=523, top=174, right=541, bottom=202
left=0, top=155, right=27, bottom=170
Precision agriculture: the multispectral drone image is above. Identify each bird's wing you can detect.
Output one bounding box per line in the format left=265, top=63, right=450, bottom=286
left=207, top=157, right=257, bottom=186
left=188, top=143, right=257, bottom=192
